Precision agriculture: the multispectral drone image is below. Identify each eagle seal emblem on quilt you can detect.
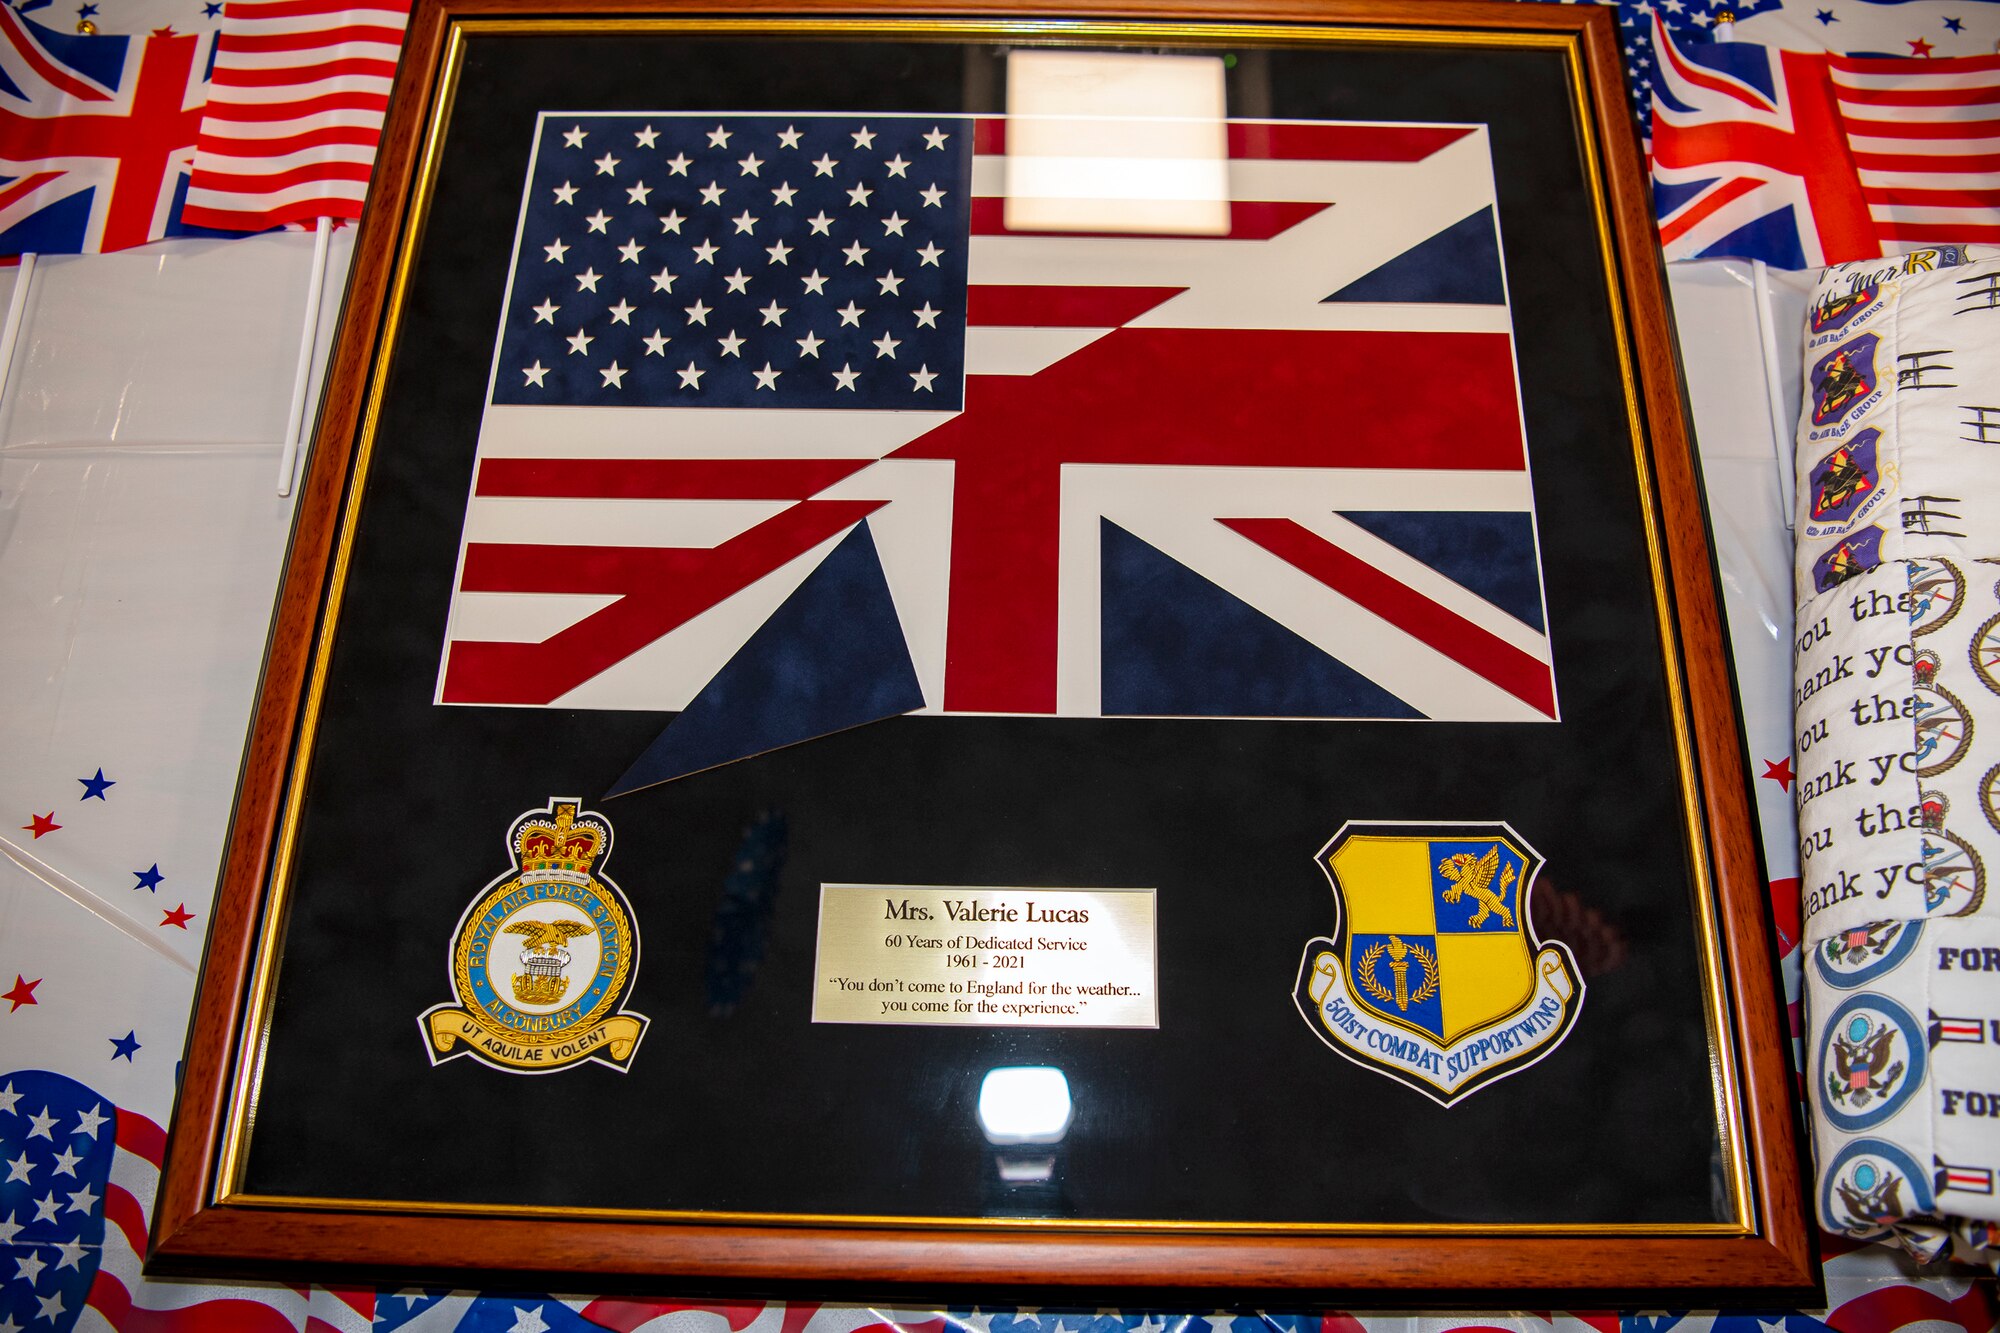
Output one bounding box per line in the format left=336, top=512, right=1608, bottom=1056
left=419, top=797, right=649, bottom=1073
left=1292, top=821, right=1582, bottom=1106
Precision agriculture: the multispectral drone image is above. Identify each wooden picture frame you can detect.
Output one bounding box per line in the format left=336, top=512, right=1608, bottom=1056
left=152, top=0, right=1816, bottom=1301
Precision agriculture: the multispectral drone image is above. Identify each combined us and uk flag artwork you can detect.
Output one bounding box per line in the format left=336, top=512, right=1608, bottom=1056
left=437, top=110, right=1556, bottom=788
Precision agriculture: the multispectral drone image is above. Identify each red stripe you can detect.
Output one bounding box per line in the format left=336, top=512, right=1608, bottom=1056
left=216, top=23, right=406, bottom=52
left=1862, top=184, right=2000, bottom=207
left=1842, top=113, right=2000, bottom=139
left=197, top=89, right=391, bottom=121
left=115, top=1106, right=167, bottom=1167
left=1224, top=122, right=1473, bottom=161
left=224, top=0, right=410, bottom=19
left=87, top=1274, right=305, bottom=1333
left=179, top=197, right=361, bottom=228
left=1834, top=83, right=2000, bottom=107
left=1831, top=50, right=2000, bottom=75
left=973, top=117, right=1004, bottom=154
left=969, top=197, right=1327, bottom=241
left=474, top=457, right=870, bottom=500
left=102, top=1182, right=150, bottom=1256
left=1658, top=175, right=1762, bottom=247
left=1219, top=518, right=1556, bottom=716
left=965, top=284, right=1182, bottom=327
left=209, top=55, right=398, bottom=86
left=188, top=160, right=374, bottom=192
left=1853, top=149, right=2000, bottom=173
left=1879, top=220, right=2000, bottom=240
left=197, top=124, right=384, bottom=157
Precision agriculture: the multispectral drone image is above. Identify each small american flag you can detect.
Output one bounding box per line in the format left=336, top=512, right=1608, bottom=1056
left=1828, top=51, right=2000, bottom=250
left=179, top=0, right=410, bottom=231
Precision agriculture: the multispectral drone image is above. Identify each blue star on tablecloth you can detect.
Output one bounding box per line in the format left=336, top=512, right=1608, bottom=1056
left=106, top=1032, right=139, bottom=1062
left=131, top=864, right=162, bottom=892
left=75, top=770, right=113, bottom=801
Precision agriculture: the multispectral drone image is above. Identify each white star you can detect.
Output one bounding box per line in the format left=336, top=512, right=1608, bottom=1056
left=832, top=363, right=860, bottom=390
left=4, top=1153, right=29, bottom=1184
left=71, top=1106, right=104, bottom=1139
left=753, top=362, right=781, bottom=390
left=923, top=125, right=950, bottom=150
left=585, top=209, right=611, bottom=233
left=910, top=364, right=937, bottom=392
left=881, top=211, right=907, bottom=236
left=770, top=182, right=797, bottom=206
left=0, top=1084, right=20, bottom=1115
left=26, top=1109, right=55, bottom=1141
left=737, top=152, right=763, bottom=177
left=884, top=154, right=910, bottom=178
left=665, top=153, right=691, bottom=175
left=873, top=332, right=901, bottom=359
left=919, top=184, right=947, bottom=208
left=960, top=1311, right=995, bottom=1333
left=843, top=240, right=870, bottom=266
left=642, top=329, right=671, bottom=356
left=677, top=361, right=705, bottom=388
left=650, top=266, right=677, bottom=292
left=599, top=361, right=627, bottom=388
left=566, top=328, right=594, bottom=355
left=717, top=330, right=745, bottom=358
left=48, top=1147, right=78, bottom=1180
left=510, top=1306, right=550, bottom=1333
left=593, top=152, right=620, bottom=176
left=532, top=297, right=558, bottom=323
left=626, top=180, right=652, bottom=205
left=0, top=1212, right=20, bottom=1245
left=913, top=301, right=940, bottom=329
left=916, top=241, right=944, bottom=267
left=699, top=181, right=725, bottom=206
left=812, top=153, right=838, bottom=176
left=50, top=1239, right=85, bottom=1273
left=692, top=239, right=719, bottom=264
left=777, top=124, right=803, bottom=149
left=63, top=1183, right=96, bottom=1215
left=723, top=269, right=752, bottom=294
left=34, top=1292, right=62, bottom=1326
left=877, top=270, right=904, bottom=296
left=796, top=331, right=824, bottom=358
left=759, top=300, right=788, bottom=326
left=522, top=361, right=549, bottom=387
left=574, top=267, right=601, bottom=292
left=766, top=239, right=793, bottom=265
left=562, top=125, right=586, bottom=149
left=846, top=182, right=873, bottom=207
left=851, top=125, right=876, bottom=149
left=806, top=211, right=834, bottom=236
left=543, top=238, right=569, bottom=263
left=607, top=299, right=636, bottom=324
left=31, top=1194, right=57, bottom=1224
left=707, top=124, right=731, bottom=148
left=634, top=125, right=658, bottom=148
left=732, top=210, right=759, bottom=234
left=837, top=300, right=865, bottom=327
left=657, top=209, right=685, bottom=233
left=617, top=238, right=644, bottom=264
left=551, top=180, right=578, bottom=205
left=684, top=300, right=712, bottom=325
left=801, top=269, right=830, bottom=295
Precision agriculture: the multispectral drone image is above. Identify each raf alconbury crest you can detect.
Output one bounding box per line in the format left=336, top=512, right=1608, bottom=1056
left=420, top=797, right=648, bottom=1074
left=1292, top=821, right=1583, bottom=1105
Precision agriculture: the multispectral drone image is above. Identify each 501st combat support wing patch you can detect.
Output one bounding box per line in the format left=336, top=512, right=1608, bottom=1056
left=420, top=797, right=649, bottom=1074
left=1293, top=821, right=1582, bottom=1106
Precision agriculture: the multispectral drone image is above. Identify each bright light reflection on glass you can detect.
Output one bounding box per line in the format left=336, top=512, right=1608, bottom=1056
left=977, top=1065, right=1073, bottom=1145
left=1003, top=50, right=1230, bottom=236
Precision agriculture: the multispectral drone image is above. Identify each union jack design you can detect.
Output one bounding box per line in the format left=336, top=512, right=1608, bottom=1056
left=0, top=10, right=209, bottom=255
left=437, top=111, right=1557, bottom=780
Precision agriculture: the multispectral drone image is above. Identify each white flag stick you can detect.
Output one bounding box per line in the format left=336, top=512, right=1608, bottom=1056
left=0, top=251, right=38, bottom=420
left=277, top=216, right=333, bottom=496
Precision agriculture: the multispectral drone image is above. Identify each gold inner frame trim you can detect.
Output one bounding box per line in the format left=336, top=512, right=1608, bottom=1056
left=214, top=12, right=1756, bottom=1239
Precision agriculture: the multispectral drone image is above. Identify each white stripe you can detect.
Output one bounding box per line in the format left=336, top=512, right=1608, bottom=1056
left=460, top=496, right=791, bottom=549
left=212, top=40, right=402, bottom=69
left=192, top=107, right=389, bottom=138
left=1846, top=133, right=2000, bottom=156
left=222, top=8, right=410, bottom=36
left=474, top=404, right=954, bottom=459
left=192, top=144, right=382, bottom=173
left=971, top=153, right=1413, bottom=204
left=1855, top=167, right=2000, bottom=188
left=963, top=325, right=1108, bottom=374
left=197, top=76, right=396, bottom=106
left=1831, top=66, right=2000, bottom=91
left=1834, top=99, right=2000, bottom=123
left=183, top=178, right=369, bottom=212
left=1867, top=203, right=2000, bottom=225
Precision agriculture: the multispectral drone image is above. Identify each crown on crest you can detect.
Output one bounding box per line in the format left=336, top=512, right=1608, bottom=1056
left=515, top=802, right=606, bottom=878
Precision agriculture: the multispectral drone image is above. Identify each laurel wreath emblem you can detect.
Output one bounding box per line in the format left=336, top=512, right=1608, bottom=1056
left=1356, top=940, right=1439, bottom=1012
